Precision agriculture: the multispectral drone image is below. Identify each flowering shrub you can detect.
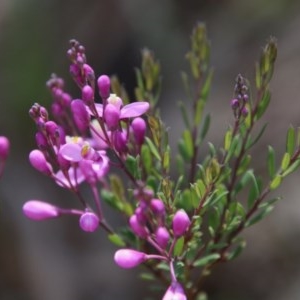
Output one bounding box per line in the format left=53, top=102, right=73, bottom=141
left=21, top=23, right=300, bottom=299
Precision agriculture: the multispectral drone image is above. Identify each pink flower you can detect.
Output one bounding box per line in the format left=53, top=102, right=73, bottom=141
left=87, top=94, right=149, bottom=120
left=163, top=282, right=187, bottom=300
left=114, top=249, right=147, bottom=269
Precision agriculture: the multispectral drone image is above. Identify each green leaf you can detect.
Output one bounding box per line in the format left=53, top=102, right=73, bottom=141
left=183, top=130, right=194, bottom=159
left=108, top=233, right=126, bottom=247
left=141, top=144, right=152, bottom=174
left=178, top=101, right=191, bottom=129
left=145, top=137, right=161, bottom=161
left=282, top=158, right=300, bottom=177
left=140, top=272, right=155, bottom=281
left=199, top=114, right=211, bottom=141
left=224, top=128, right=233, bottom=152
left=245, top=205, right=274, bottom=227
left=234, top=169, right=254, bottom=195
left=267, top=145, right=276, bottom=179
left=227, top=238, right=246, bottom=261
left=281, top=152, right=290, bottom=171
left=286, top=126, right=295, bottom=156
left=270, top=175, right=282, bottom=190
left=225, top=134, right=240, bottom=163
left=174, top=237, right=185, bottom=256
left=256, top=90, right=271, bottom=120
left=247, top=171, right=260, bottom=209
left=125, top=155, right=140, bottom=179
left=101, top=190, right=123, bottom=211
left=193, top=253, right=220, bottom=267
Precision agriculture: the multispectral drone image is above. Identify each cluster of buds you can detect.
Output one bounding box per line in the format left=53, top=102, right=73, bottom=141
left=114, top=188, right=190, bottom=299
left=0, top=135, right=10, bottom=177
left=230, top=74, right=249, bottom=119
left=23, top=40, right=150, bottom=234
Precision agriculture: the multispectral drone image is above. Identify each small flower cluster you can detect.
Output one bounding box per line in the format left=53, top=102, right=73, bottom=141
left=23, top=28, right=295, bottom=300
left=230, top=74, right=249, bottom=119
left=115, top=193, right=190, bottom=299
left=0, top=135, right=9, bottom=177
left=23, top=40, right=149, bottom=233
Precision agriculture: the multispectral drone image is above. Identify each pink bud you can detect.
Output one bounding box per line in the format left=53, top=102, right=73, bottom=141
left=23, top=200, right=59, bottom=221
left=97, top=75, right=111, bottom=99
left=155, top=226, right=170, bottom=249
left=29, top=149, right=53, bottom=175
left=82, top=85, right=94, bottom=105
left=79, top=212, right=99, bottom=232
left=104, top=103, right=120, bottom=130
left=131, top=117, right=146, bottom=145
left=35, top=132, right=48, bottom=150
left=0, top=136, right=10, bottom=161
left=150, top=198, right=165, bottom=216
left=45, top=121, right=58, bottom=136
left=114, top=249, right=146, bottom=269
left=163, top=282, right=187, bottom=300
left=71, top=99, right=91, bottom=133
left=113, top=130, right=127, bottom=153
left=172, top=209, right=190, bottom=237
left=129, top=214, right=148, bottom=238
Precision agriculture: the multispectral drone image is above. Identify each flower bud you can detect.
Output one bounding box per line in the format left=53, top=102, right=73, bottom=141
left=23, top=200, right=59, bottom=221
left=172, top=209, right=190, bottom=237
left=155, top=226, right=170, bottom=249
left=82, top=85, right=94, bottom=106
left=71, top=99, right=91, bottom=133
left=104, top=103, right=120, bottom=130
left=114, top=249, right=146, bottom=269
left=113, top=130, right=127, bottom=153
left=150, top=198, right=165, bottom=216
left=35, top=132, right=48, bottom=150
left=0, top=136, right=10, bottom=161
left=129, top=214, right=148, bottom=238
left=97, top=75, right=110, bottom=99
left=131, top=117, right=146, bottom=145
left=79, top=212, right=99, bottom=232
left=163, top=282, right=187, bottom=300
left=29, top=149, right=53, bottom=175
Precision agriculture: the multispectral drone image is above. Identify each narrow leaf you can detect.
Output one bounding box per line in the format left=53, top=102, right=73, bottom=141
left=193, top=253, right=220, bottom=267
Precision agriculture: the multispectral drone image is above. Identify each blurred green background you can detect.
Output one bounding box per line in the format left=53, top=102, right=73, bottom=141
left=1, top=0, right=300, bottom=299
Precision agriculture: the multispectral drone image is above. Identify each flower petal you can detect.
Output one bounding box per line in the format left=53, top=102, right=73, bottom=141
left=59, top=143, right=82, bottom=162
left=120, top=102, right=149, bottom=119
left=86, top=103, right=104, bottom=117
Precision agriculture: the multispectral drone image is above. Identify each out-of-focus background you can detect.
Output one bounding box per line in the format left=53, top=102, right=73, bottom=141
left=1, top=0, right=300, bottom=299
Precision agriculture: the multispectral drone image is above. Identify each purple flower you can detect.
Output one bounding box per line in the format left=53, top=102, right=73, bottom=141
left=79, top=212, right=99, bottom=232
left=23, top=200, right=60, bottom=221
left=163, top=282, right=187, bottom=300
left=172, top=209, right=191, bottom=237
left=114, top=249, right=146, bottom=269
left=88, top=94, right=149, bottom=120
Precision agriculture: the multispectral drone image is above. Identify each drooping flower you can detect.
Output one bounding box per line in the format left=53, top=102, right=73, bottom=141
left=162, top=281, right=187, bottom=300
